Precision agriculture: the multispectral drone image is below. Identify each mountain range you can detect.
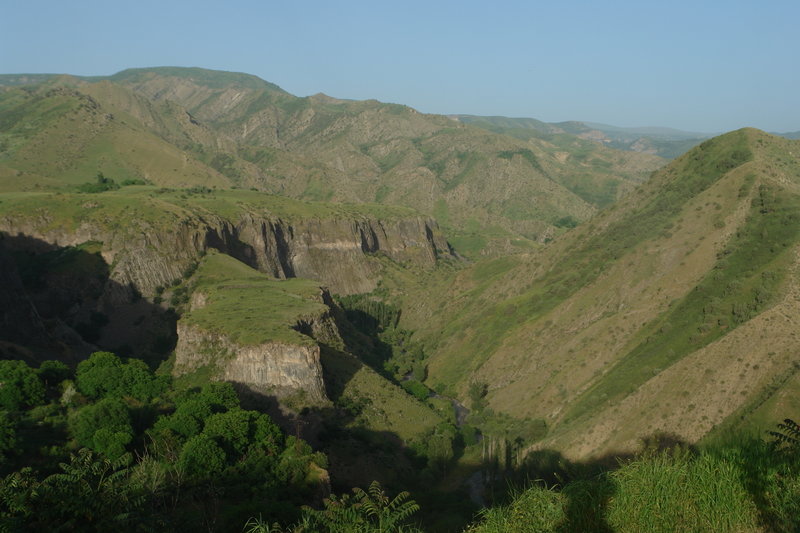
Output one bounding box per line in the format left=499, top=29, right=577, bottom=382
left=1, top=66, right=800, bottom=531
left=0, top=67, right=665, bottom=256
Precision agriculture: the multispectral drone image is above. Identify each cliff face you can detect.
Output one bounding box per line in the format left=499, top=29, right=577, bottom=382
left=0, top=206, right=453, bottom=298
left=231, top=214, right=450, bottom=294
left=173, top=285, right=345, bottom=404
left=173, top=322, right=328, bottom=404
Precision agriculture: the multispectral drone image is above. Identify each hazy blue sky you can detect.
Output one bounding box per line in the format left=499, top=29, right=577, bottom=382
left=2, top=0, right=798, bottom=132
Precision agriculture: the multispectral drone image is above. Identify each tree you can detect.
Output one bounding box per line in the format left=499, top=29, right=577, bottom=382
left=202, top=408, right=282, bottom=459
left=117, top=358, right=168, bottom=401
left=426, top=433, right=454, bottom=473
left=76, top=351, right=123, bottom=398
left=154, top=398, right=212, bottom=439
left=0, top=360, right=45, bottom=411
left=37, top=360, right=70, bottom=388
left=76, top=351, right=167, bottom=401
left=0, top=412, right=17, bottom=461
left=70, top=397, right=133, bottom=460
left=253, top=412, right=283, bottom=454
left=198, top=382, right=239, bottom=411
left=179, top=434, right=226, bottom=477
left=202, top=408, right=254, bottom=458
left=0, top=449, right=146, bottom=531
left=468, top=381, right=488, bottom=411
left=277, top=436, right=325, bottom=486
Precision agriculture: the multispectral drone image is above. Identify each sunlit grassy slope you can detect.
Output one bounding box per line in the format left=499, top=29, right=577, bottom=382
left=0, top=84, right=230, bottom=191
left=465, top=442, right=797, bottom=533
left=183, top=252, right=326, bottom=346
left=0, top=186, right=416, bottom=236
left=404, top=129, right=800, bottom=458
left=1, top=68, right=665, bottom=256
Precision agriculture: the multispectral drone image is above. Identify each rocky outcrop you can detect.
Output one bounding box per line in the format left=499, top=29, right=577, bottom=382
left=173, top=322, right=328, bottom=404
left=231, top=214, right=449, bottom=294
left=172, top=287, right=345, bottom=404
left=0, top=209, right=453, bottom=297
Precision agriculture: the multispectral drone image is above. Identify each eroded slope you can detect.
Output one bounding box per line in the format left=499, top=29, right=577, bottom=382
left=406, top=129, right=800, bottom=457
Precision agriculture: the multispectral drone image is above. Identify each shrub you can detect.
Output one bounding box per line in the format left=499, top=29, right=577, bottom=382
left=179, top=434, right=226, bottom=476
left=0, top=360, right=45, bottom=410
left=70, top=397, right=133, bottom=460
left=76, top=351, right=167, bottom=401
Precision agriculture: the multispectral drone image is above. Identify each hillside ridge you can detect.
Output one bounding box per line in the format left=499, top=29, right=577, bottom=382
left=0, top=67, right=666, bottom=255
left=402, top=128, right=800, bottom=458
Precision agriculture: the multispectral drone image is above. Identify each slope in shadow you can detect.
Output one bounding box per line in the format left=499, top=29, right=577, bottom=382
left=0, top=232, right=177, bottom=368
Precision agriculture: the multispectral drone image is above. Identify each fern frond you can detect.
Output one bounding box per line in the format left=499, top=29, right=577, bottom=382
left=768, top=418, right=800, bottom=450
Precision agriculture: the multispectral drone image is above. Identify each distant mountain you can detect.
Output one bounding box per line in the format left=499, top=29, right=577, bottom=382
left=405, top=128, right=800, bottom=458
left=0, top=66, right=287, bottom=92
left=581, top=122, right=710, bottom=140
left=0, top=67, right=665, bottom=256
left=453, top=114, right=712, bottom=159
left=777, top=130, right=800, bottom=139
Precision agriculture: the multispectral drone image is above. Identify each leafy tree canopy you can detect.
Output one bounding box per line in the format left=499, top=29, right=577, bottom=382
left=70, top=397, right=133, bottom=460
left=76, top=351, right=167, bottom=401
left=0, top=360, right=45, bottom=411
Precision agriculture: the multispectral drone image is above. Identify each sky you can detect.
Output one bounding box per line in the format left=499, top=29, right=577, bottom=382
left=1, top=0, right=798, bottom=133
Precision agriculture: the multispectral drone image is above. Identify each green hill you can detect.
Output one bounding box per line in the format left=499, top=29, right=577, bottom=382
left=0, top=83, right=230, bottom=191
left=2, top=66, right=800, bottom=531
left=0, top=68, right=665, bottom=256
left=402, top=129, right=800, bottom=458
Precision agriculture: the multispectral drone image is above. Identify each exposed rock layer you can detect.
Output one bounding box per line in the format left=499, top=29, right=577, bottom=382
left=173, top=322, right=328, bottom=403
left=0, top=212, right=452, bottom=296
left=173, top=287, right=345, bottom=403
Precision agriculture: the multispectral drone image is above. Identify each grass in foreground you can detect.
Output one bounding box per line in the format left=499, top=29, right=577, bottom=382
left=466, top=437, right=800, bottom=533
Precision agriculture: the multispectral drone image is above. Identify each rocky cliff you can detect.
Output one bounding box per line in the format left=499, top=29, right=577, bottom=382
left=0, top=190, right=454, bottom=299
left=171, top=256, right=351, bottom=404
left=173, top=322, right=329, bottom=404
left=230, top=213, right=451, bottom=294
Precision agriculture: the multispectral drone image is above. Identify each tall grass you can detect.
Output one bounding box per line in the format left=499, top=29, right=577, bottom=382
left=465, top=438, right=800, bottom=533
left=464, top=485, right=565, bottom=533
left=606, top=449, right=759, bottom=532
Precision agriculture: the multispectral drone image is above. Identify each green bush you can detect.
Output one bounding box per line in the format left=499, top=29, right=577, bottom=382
left=0, top=360, right=45, bottom=410
left=401, top=380, right=429, bottom=402
left=467, top=447, right=768, bottom=533
left=179, top=433, right=226, bottom=476
left=76, top=351, right=167, bottom=401
left=465, top=485, right=564, bottom=533
left=606, top=450, right=759, bottom=532
left=0, top=411, right=18, bottom=460
left=75, top=172, right=120, bottom=193
left=70, top=397, right=134, bottom=460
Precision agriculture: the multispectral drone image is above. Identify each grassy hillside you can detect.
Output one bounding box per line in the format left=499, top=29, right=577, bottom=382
left=0, top=185, right=417, bottom=238
left=182, top=252, right=327, bottom=346
left=401, top=129, right=800, bottom=458
left=0, top=68, right=667, bottom=255
left=0, top=84, right=231, bottom=191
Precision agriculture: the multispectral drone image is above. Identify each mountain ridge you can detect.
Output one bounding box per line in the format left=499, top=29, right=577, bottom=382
left=0, top=68, right=666, bottom=256
left=401, top=128, right=800, bottom=458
